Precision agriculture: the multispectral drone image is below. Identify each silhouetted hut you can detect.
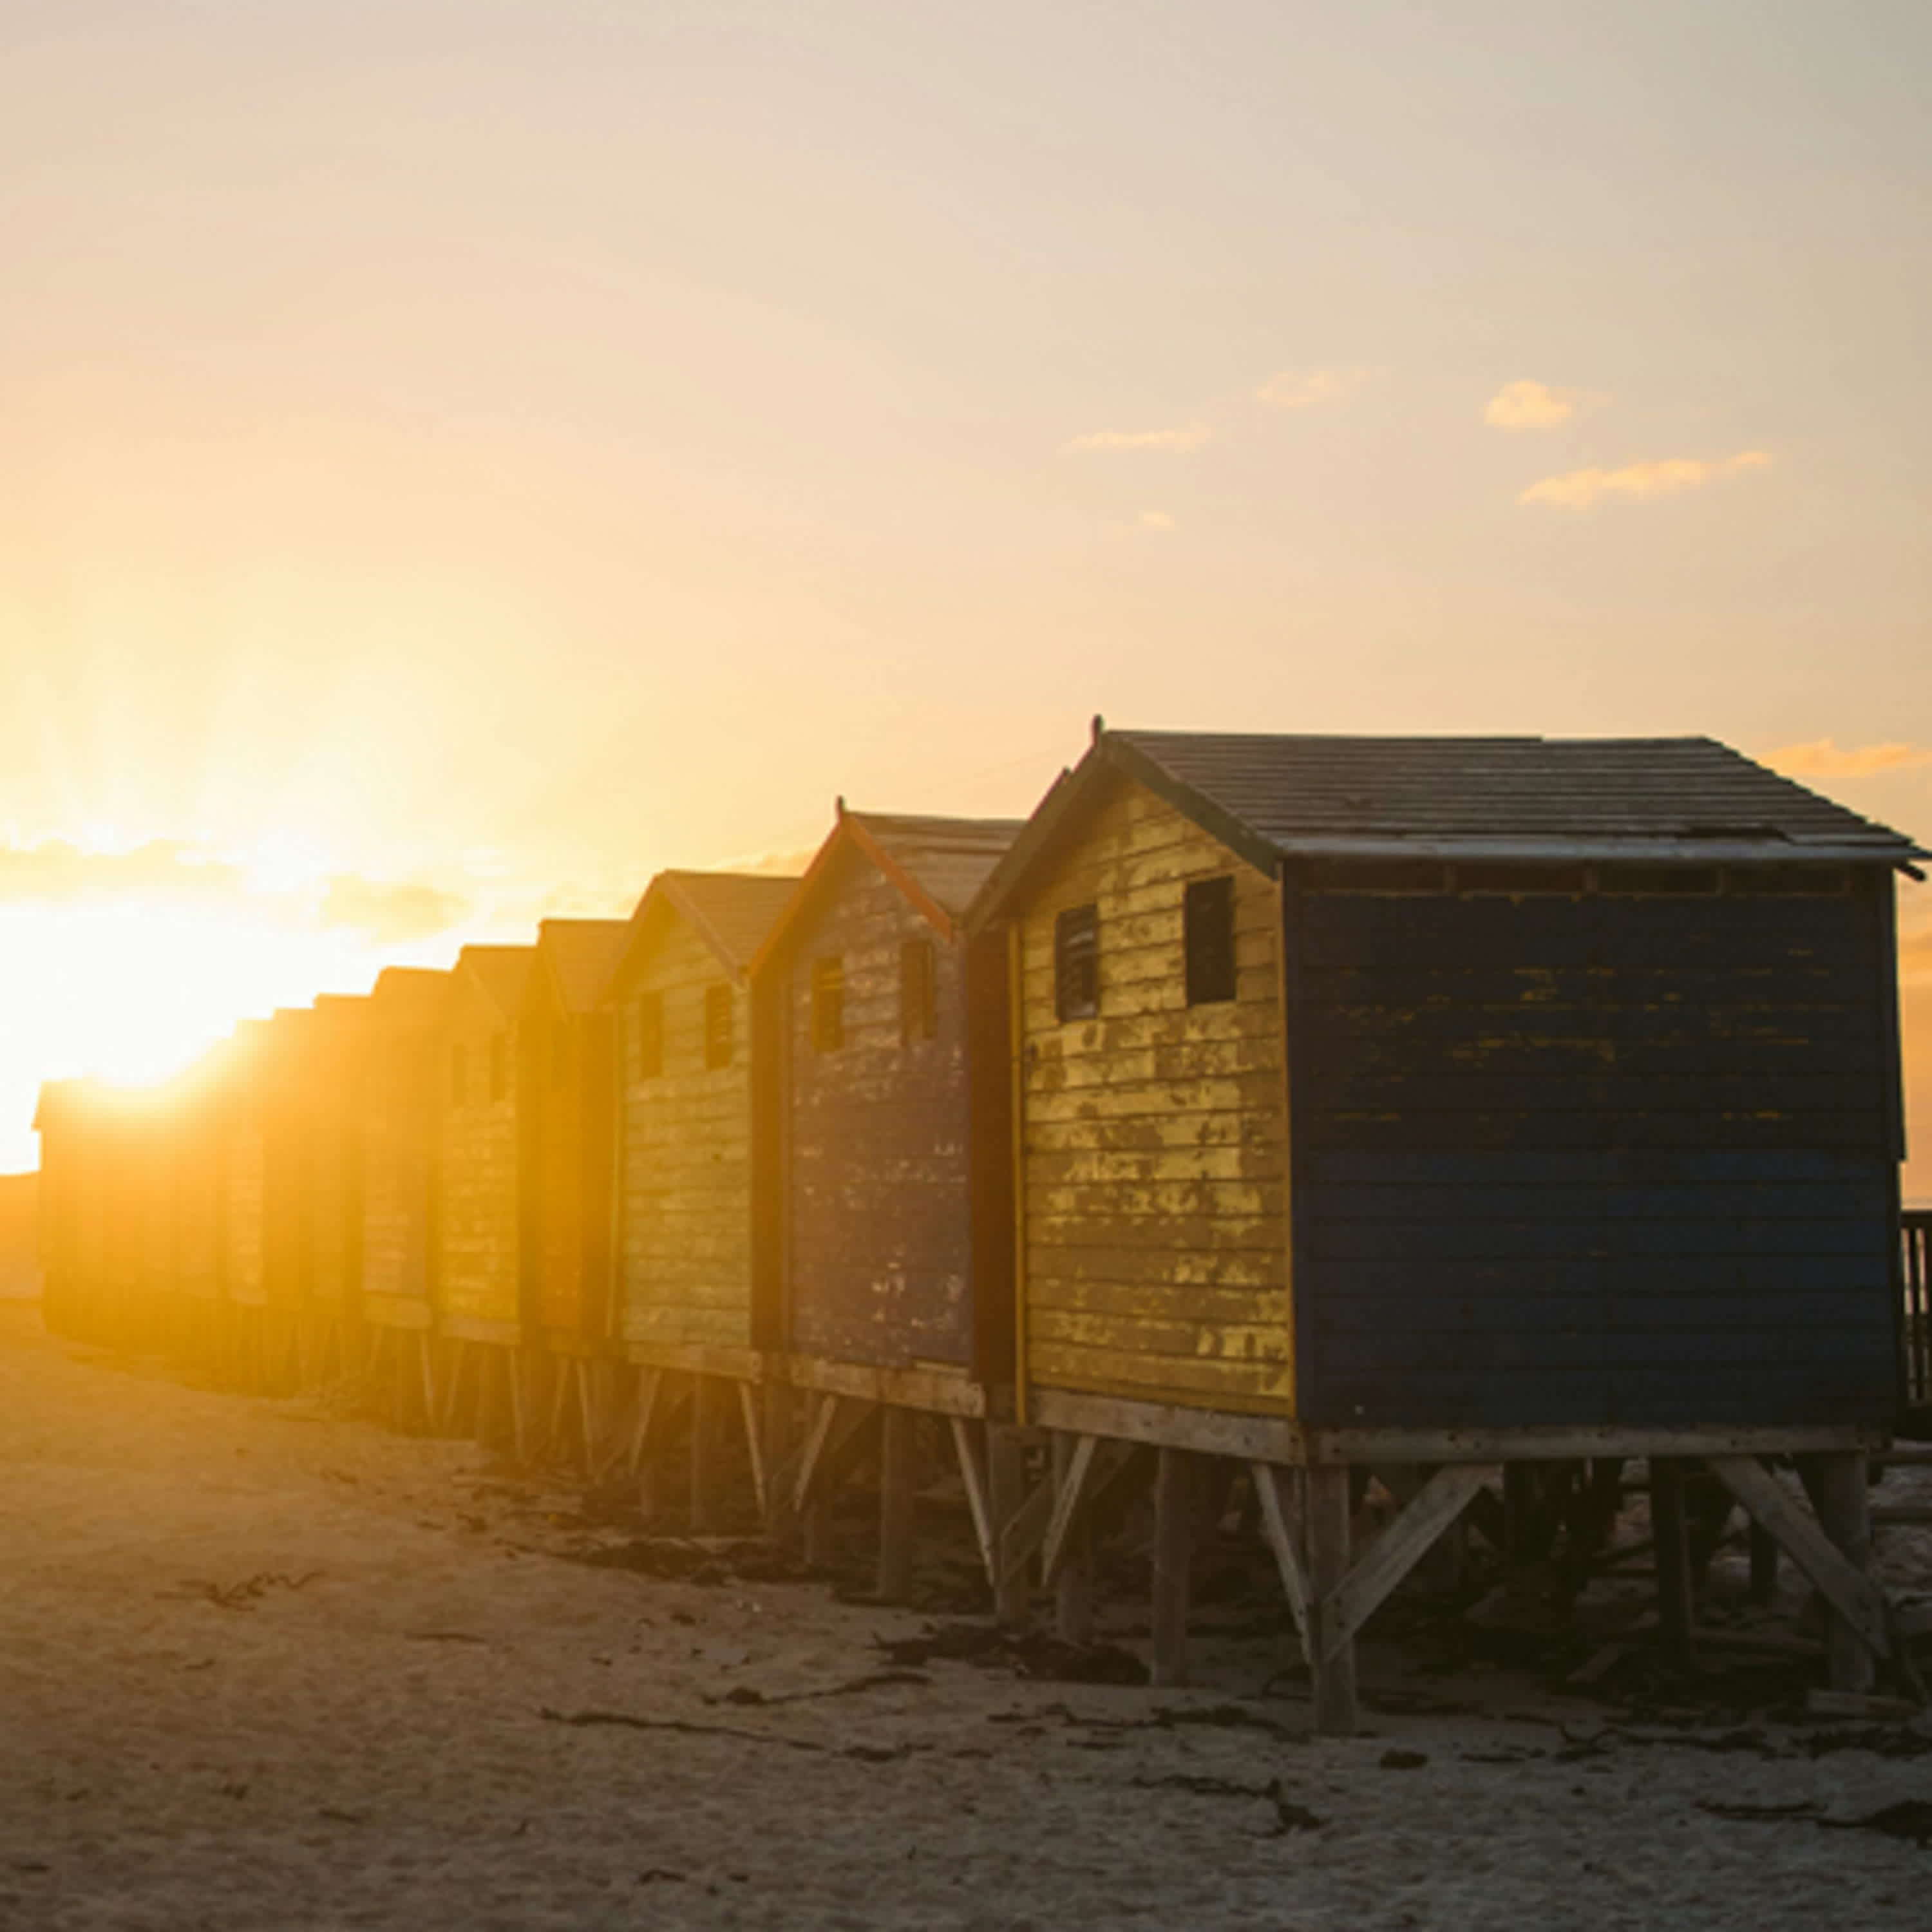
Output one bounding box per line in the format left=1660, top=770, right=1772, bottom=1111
left=749, top=810, right=1020, bottom=1595
left=32, top=1079, right=88, bottom=1337
left=604, top=871, right=799, bottom=1523
left=433, top=945, right=537, bottom=1430
left=357, top=967, right=451, bottom=1424
left=522, top=918, right=628, bottom=1459
left=967, top=725, right=1925, bottom=1726
left=167, top=1051, right=228, bottom=1360
left=304, top=994, right=370, bottom=1378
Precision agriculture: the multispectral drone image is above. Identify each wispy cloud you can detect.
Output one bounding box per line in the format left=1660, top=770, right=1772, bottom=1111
left=1763, top=739, right=1932, bottom=780
left=1065, top=422, right=1213, bottom=454
left=1520, top=450, right=1772, bottom=509
left=1255, top=367, right=1366, bottom=411
left=1484, top=379, right=1601, bottom=430
left=317, top=875, right=468, bottom=943
left=1139, top=510, right=1175, bottom=531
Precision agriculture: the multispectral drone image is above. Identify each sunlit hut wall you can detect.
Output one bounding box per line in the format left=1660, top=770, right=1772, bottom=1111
left=166, top=1045, right=228, bottom=1351
left=605, top=873, right=799, bottom=1381
left=216, top=1018, right=271, bottom=1335
left=750, top=810, right=1021, bottom=1383
left=522, top=920, right=627, bottom=1356
left=257, top=1007, right=321, bottom=1379
left=433, top=945, right=537, bottom=1357
left=972, top=728, right=1920, bottom=1435
left=306, top=992, right=373, bottom=1369
left=356, top=967, right=451, bottom=1334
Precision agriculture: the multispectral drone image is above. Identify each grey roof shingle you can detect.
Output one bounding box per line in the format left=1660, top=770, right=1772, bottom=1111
left=846, top=811, right=1025, bottom=917
left=1112, top=730, right=1924, bottom=862
left=535, top=919, right=629, bottom=1014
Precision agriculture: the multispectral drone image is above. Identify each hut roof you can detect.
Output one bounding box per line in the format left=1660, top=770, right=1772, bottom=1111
left=971, top=728, right=1927, bottom=924
left=457, top=944, right=536, bottom=1019
left=534, top=919, right=629, bottom=1014
left=606, top=871, right=800, bottom=994
left=753, top=810, right=1023, bottom=968
left=372, top=965, right=451, bottom=1021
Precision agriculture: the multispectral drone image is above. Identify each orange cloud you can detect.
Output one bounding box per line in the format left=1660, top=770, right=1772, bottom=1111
left=1485, top=379, right=1600, bottom=429
left=1764, top=740, right=1932, bottom=780
left=1065, top=422, right=1212, bottom=453
left=1520, top=450, right=1772, bottom=509
left=1255, top=368, right=1365, bottom=411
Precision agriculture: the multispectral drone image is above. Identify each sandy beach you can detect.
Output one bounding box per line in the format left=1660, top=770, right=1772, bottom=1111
left=3, top=1300, right=1929, bottom=1931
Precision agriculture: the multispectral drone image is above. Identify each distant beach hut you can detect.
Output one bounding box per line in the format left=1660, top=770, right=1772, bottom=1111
left=604, top=871, right=799, bottom=1526
left=749, top=808, right=1021, bottom=1596
left=32, top=1079, right=88, bottom=1338
left=968, top=724, right=1926, bottom=1727
left=432, top=945, right=538, bottom=1438
left=520, top=918, right=628, bottom=1461
left=304, top=993, right=372, bottom=1379
left=356, top=967, right=452, bottom=1427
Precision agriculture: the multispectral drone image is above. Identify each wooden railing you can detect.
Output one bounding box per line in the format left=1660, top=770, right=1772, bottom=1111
left=1905, top=1209, right=1932, bottom=1416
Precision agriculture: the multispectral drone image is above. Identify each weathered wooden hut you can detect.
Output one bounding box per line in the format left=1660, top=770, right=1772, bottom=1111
left=748, top=810, right=1021, bottom=1593
left=212, top=1018, right=272, bottom=1376
left=522, top=918, right=628, bottom=1457
left=166, top=1050, right=228, bottom=1359
left=432, top=945, right=537, bottom=1428
left=303, top=993, right=371, bottom=1378
left=356, top=967, right=451, bottom=1422
left=256, top=1007, right=319, bottom=1385
left=967, top=725, right=1924, bottom=1725
left=604, top=871, right=799, bottom=1522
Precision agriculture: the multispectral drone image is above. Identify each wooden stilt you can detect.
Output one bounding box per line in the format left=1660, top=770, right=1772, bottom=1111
left=507, top=1349, right=529, bottom=1461
left=1052, top=1433, right=1094, bottom=1645
left=690, top=1375, right=722, bottom=1533
left=1813, top=1452, right=1876, bottom=1694
left=986, top=1424, right=1030, bottom=1627
left=1651, top=1456, right=1696, bottom=1665
left=950, top=1416, right=996, bottom=1586
left=1151, top=1446, right=1192, bottom=1689
left=877, top=1406, right=916, bottom=1604
left=1306, top=1463, right=1357, bottom=1737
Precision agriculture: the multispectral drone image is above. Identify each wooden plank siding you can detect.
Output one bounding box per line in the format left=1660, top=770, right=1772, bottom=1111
left=1015, top=773, right=1293, bottom=1416
left=524, top=971, right=616, bottom=1343
left=433, top=976, right=527, bottom=1333
left=1287, top=871, right=1903, bottom=1430
left=772, top=848, right=977, bottom=1370
left=616, top=918, right=757, bottom=1352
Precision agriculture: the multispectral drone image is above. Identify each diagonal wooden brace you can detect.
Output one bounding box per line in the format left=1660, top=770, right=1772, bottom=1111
left=1320, top=1464, right=1492, bottom=1663
left=1248, top=1461, right=1312, bottom=1652
left=949, top=1417, right=997, bottom=1584
left=1041, top=1436, right=1141, bottom=1586
left=1707, top=1455, right=1891, bottom=1661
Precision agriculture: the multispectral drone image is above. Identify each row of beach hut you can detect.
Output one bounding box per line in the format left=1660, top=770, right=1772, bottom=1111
left=35, top=724, right=1927, bottom=1729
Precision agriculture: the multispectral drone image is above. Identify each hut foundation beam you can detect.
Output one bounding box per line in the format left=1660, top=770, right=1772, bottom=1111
left=1305, top=1464, right=1356, bottom=1737
left=1150, top=1446, right=1193, bottom=1689
left=876, top=1406, right=916, bottom=1604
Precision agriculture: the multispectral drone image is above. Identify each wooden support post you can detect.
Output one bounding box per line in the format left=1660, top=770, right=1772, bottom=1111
left=690, top=1375, right=722, bottom=1533
left=1306, top=1464, right=1357, bottom=1737
left=1813, top=1452, right=1876, bottom=1695
left=737, top=1381, right=769, bottom=1522
left=986, top=1423, right=1030, bottom=1627
left=1249, top=1461, right=1311, bottom=1656
left=877, top=1406, right=916, bottom=1605
left=1151, top=1446, right=1193, bottom=1689
left=1052, top=1434, right=1094, bottom=1644
left=949, top=1416, right=996, bottom=1586
left=1651, top=1457, right=1696, bottom=1665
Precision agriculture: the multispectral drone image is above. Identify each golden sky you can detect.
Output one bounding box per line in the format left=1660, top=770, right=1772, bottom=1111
left=1, top=3, right=1928, bottom=1189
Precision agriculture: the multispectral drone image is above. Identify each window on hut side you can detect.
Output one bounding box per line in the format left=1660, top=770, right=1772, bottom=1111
left=551, top=1019, right=571, bottom=1089
left=636, top=990, right=664, bottom=1080
left=811, top=956, right=845, bottom=1054
left=450, top=1043, right=467, bottom=1107
left=489, top=1032, right=507, bottom=1101
left=1184, top=876, right=1237, bottom=1007
left=1054, top=905, right=1099, bottom=1021
left=705, top=983, right=734, bottom=1070
left=900, top=938, right=937, bottom=1045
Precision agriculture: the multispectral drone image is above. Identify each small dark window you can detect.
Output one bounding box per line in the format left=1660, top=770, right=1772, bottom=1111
left=450, top=1044, right=467, bottom=1106
left=489, top=1033, right=508, bottom=1101
left=1184, top=876, right=1237, bottom=1006
left=1054, top=905, right=1099, bottom=1021
left=900, top=938, right=938, bottom=1045
left=636, top=991, right=663, bottom=1079
left=811, top=956, right=845, bottom=1054
left=551, top=1020, right=571, bottom=1089
left=705, top=983, right=734, bottom=1070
